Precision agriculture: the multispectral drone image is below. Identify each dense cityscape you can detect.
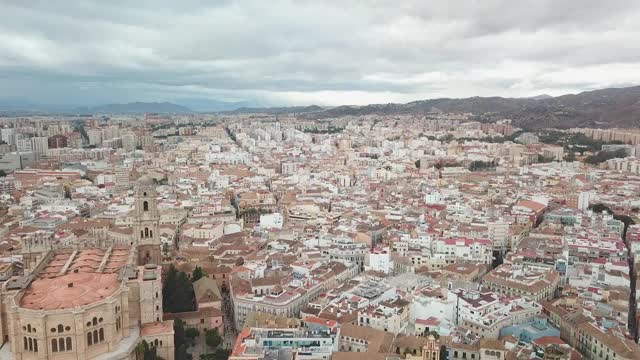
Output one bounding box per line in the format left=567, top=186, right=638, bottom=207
left=0, top=111, right=638, bottom=360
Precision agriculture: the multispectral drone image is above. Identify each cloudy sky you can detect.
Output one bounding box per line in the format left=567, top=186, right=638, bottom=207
left=1, top=0, right=640, bottom=107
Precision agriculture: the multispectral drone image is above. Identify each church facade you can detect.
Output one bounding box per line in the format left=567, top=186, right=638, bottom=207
left=0, top=178, right=173, bottom=359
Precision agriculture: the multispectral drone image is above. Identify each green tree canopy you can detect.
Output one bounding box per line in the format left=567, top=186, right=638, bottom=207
left=205, top=328, right=222, bottom=348
left=163, top=265, right=195, bottom=313
left=186, top=328, right=200, bottom=339
left=192, top=266, right=206, bottom=282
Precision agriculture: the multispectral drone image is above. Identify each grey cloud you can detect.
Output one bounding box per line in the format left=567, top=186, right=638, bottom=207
left=1, top=0, right=640, bottom=106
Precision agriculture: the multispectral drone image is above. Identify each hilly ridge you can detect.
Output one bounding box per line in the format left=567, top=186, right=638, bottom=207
left=296, top=86, right=640, bottom=129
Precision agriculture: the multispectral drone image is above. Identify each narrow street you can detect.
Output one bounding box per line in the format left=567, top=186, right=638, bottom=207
left=222, top=288, right=238, bottom=349
left=629, top=256, right=637, bottom=342
left=622, top=221, right=638, bottom=342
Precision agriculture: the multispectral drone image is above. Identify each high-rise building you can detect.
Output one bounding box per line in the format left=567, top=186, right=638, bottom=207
left=48, top=134, right=68, bottom=149
left=578, top=192, right=592, bottom=211
left=17, top=138, right=32, bottom=153
left=122, top=133, right=137, bottom=152
left=87, top=128, right=103, bottom=146
left=30, top=136, right=49, bottom=155
left=115, top=166, right=130, bottom=190
left=1, top=128, right=16, bottom=146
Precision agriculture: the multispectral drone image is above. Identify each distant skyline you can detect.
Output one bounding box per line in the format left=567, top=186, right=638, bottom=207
left=1, top=1, right=640, bottom=106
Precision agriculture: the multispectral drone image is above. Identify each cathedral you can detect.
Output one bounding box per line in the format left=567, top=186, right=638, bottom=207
left=0, top=178, right=174, bottom=359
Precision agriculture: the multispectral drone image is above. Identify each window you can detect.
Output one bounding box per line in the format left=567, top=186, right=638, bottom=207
left=92, top=317, right=98, bottom=326
left=59, top=338, right=65, bottom=352
left=58, top=324, right=64, bottom=333
left=93, top=330, right=98, bottom=344
left=87, top=332, right=93, bottom=346
left=52, top=339, right=58, bottom=352
left=66, top=337, right=72, bottom=351
left=143, top=201, right=149, bottom=211
left=99, top=328, right=104, bottom=342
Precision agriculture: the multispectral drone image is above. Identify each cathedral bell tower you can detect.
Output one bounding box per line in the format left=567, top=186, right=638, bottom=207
left=133, top=176, right=161, bottom=265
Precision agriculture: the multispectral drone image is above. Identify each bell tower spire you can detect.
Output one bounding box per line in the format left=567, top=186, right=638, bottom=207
left=133, top=176, right=161, bottom=265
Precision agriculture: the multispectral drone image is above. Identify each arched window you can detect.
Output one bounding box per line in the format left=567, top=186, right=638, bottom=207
left=28, top=337, right=33, bottom=351
left=92, top=317, right=97, bottom=326
left=145, top=227, right=149, bottom=237
left=58, top=324, right=64, bottom=333
left=143, top=201, right=149, bottom=211
left=154, top=339, right=159, bottom=346
left=27, top=324, right=31, bottom=333
left=149, top=230, right=153, bottom=237
left=99, top=328, right=104, bottom=342
left=59, top=338, right=65, bottom=352
left=87, top=332, right=92, bottom=346
left=141, top=230, right=144, bottom=238
left=52, top=339, right=58, bottom=352
left=66, top=337, right=72, bottom=351
left=24, top=337, right=27, bottom=350
left=93, top=330, right=98, bottom=344
left=33, top=339, right=38, bottom=352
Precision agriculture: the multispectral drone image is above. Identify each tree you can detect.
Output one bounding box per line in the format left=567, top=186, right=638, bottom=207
left=590, top=203, right=612, bottom=214
left=186, top=328, right=200, bottom=340
left=192, top=266, right=206, bottom=282
left=174, top=319, right=186, bottom=347
left=564, top=151, right=577, bottom=162
left=174, top=319, right=191, bottom=360
left=439, top=345, right=447, bottom=360
left=584, top=149, right=627, bottom=165
left=205, top=328, right=222, bottom=348
left=200, top=349, right=230, bottom=360
left=163, top=265, right=195, bottom=313
left=162, top=242, right=170, bottom=256
left=175, top=343, right=191, bottom=360
left=414, top=160, right=420, bottom=169
left=0, top=170, right=6, bottom=177
left=214, top=348, right=230, bottom=360
left=135, top=342, right=146, bottom=360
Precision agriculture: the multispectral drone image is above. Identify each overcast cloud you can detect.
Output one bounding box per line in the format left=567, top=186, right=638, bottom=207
left=1, top=0, right=640, bottom=106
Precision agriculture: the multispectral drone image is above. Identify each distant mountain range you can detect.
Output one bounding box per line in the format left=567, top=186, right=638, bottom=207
left=75, top=102, right=192, bottom=114
left=1, top=85, right=640, bottom=128
left=296, top=85, right=640, bottom=129
left=225, top=105, right=325, bottom=115
left=0, top=99, right=259, bottom=114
